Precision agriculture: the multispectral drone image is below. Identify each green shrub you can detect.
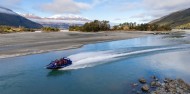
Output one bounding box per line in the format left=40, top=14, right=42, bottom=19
left=69, top=20, right=110, bottom=32
left=176, top=23, right=190, bottom=29
left=112, top=23, right=171, bottom=31
left=42, top=27, right=60, bottom=32
left=0, top=26, right=35, bottom=33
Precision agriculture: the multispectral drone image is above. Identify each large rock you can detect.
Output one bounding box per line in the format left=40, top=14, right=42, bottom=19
left=151, top=81, right=157, bottom=88
left=139, top=78, right=146, bottom=84
left=141, top=84, right=149, bottom=92
left=150, top=81, right=161, bottom=88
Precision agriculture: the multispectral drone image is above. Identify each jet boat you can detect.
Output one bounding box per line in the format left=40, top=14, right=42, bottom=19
left=46, top=57, right=72, bottom=69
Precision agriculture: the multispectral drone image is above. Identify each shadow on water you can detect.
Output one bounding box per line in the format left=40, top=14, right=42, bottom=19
left=162, top=33, right=186, bottom=39
left=0, top=72, right=25, bottom=81
left=163, top=35, right=186, bottom=38
left=47, top=70, right=71, bottom=77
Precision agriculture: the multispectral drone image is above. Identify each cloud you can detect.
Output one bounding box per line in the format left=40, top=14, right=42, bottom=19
left=114, top=18, right=122, bottom=21
left=142, top=0, right=190, bottom=11
left=0, top=0, right=21, bottom=8
left=41, top=0, right=90, bottom=14
left=114, top=0, right=190, bottom=22
left=41, top=0, right=108, bottom=14
left=118, top=2, right=141, bottom=12
left=92, top=0, right=108, bottom=6
left=141, top=0, right=190, bottom=18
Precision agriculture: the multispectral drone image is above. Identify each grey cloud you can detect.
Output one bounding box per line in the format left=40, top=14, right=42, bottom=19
left=0, top=0, right=21, bottom=8
left=40, top=0, right=107, bottom=14
left=119, top=0, right=190, bottom=22
left=142, top=0, right=190, bottom=17
left=41, top=0, right=91, bottom=14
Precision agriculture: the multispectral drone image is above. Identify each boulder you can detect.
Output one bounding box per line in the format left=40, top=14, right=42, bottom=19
left=151, top=81, right=161, bottom=88
left=141, top=84, right=149, bottom=92
left=139, top=78, right=146, bottom=84
left=151, top=81, right=157, bottom=88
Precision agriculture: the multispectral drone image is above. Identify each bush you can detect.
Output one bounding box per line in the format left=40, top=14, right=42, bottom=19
left=42, top=27, right=60, bottom=32
left=69, top=20, right=110, bottom=32
left=176, top=23, right=190, bottom=29
left=112, top=23, right=171, bottom=31
left=69, top=25, right=82, bottom=31
left=0, top=26, right=35, bottom=33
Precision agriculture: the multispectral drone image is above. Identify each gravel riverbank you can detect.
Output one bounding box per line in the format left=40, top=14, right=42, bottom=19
left=0, top=31, right=149, bottom=59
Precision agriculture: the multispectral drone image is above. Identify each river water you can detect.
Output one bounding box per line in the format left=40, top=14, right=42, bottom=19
left=1, top=33, right=190, bottom=94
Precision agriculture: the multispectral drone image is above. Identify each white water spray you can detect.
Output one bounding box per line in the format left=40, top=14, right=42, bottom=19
left=60, top=45, right=190, bottom=70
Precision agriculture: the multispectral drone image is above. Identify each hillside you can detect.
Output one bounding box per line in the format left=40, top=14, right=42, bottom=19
left=150, top=8, right=190, bottom=28
left=175, top=22, right=190, bottom=29
left=0, top=7, right=43, bottom=29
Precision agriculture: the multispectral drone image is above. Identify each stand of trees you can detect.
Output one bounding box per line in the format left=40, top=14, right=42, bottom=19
left=135, top=24, right=171, bottom=31
left=112, top=23, right=171, bottom=31
left=176, top=23, right=190, bottom=29
left=69, top=20, right=110, bottom=32
left=42, top=27, right=60, bottom=32
left=70, top=21, right=171, bottom=32
left=0, top=26, right=34, bottom=33
left=0, top=26, right=61, bottom=34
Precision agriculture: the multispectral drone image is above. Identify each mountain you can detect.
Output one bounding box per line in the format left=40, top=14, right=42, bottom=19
left=21, top=14, right=91, bottom=29
left=0, top=6, right=43, bottom=28
left=150, top=8, right=190, bottom=28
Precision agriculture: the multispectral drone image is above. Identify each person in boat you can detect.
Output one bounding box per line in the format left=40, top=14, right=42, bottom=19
left=60, top=58, right=67, bottom=64
left=57, top=61, right=61, bottom=66
left=46, top=57, right=72, bottom=69
left=55, top=58, right=67, bottom=66
left=52, top=58, right=70, bottom=66
left=63, top=59, right=66, bottom=64
left=54, top=59, right=59, bottom=66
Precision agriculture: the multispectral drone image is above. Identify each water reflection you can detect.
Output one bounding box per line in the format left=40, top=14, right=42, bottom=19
left=149, top=50, right=190, bottom=74
left=163, top=35, right=186, bottom=38
left=47, top=70, right=71, bottom=77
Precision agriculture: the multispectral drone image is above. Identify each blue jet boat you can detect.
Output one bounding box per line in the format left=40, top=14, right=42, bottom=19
left=46, top=57, right=72, bottom=69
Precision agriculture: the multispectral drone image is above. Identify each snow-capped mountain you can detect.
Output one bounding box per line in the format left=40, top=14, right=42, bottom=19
left=0, top=6, right=43, bottom=28
left=21, top=14, right=91, bottom=29
left=49, top=14, right=90, bottom=21
left=21, top=13, right=41, bottom=19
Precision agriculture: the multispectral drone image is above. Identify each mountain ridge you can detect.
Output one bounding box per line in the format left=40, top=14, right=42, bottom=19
left=150, top=8, right=190, bottom=28
left=0, top=6, right=43, bottom=29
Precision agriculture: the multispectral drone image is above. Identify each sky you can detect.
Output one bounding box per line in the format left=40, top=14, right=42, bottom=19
left=1, top=0, right=190, bottom=23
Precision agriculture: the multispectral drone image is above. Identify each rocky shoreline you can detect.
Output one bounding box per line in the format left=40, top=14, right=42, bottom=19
left=132, top=76, right=190, bottom=94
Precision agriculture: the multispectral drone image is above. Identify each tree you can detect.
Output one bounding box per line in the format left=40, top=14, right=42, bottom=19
left=69, top=20, right=111, bottom=32
left=42, top=27, right=60, bottom=32
left=112, top=22, right=171, bottom=31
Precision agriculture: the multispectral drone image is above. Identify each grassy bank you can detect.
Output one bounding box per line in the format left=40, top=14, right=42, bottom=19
left=0, top=26, right=34, bottom=33
left=0, top=26, right=60, bottom=34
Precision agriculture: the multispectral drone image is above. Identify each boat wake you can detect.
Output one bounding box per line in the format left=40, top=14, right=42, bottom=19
left=60, top=44, right=190, bottom=70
